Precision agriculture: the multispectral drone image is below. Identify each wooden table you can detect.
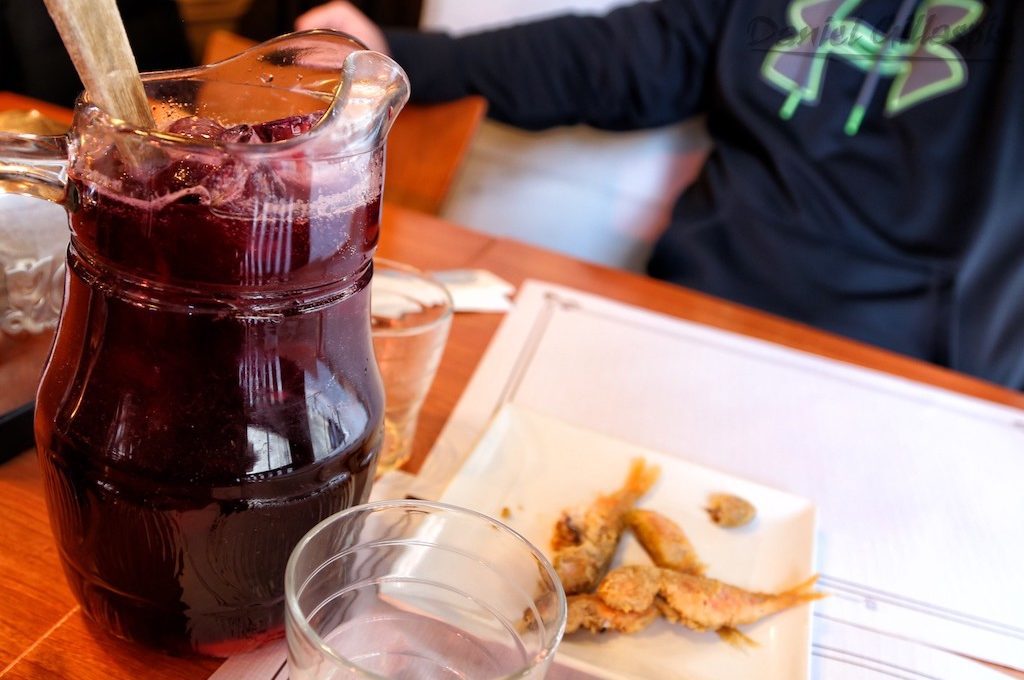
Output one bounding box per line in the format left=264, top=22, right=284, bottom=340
left=2, top=205, right=1021, bottom=677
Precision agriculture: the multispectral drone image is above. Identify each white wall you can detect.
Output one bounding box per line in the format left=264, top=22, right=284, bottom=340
left=420, top=0, right=711, bottom=272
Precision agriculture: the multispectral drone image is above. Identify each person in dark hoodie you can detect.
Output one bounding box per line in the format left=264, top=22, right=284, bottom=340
left=298, top=0, right=1024, bottom=390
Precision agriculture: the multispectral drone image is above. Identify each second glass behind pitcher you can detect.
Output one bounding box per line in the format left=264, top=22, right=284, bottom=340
left=10, top=31, right=409, bottom=656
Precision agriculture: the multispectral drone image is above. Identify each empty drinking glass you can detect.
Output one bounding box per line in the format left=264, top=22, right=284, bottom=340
left=285, top=499, right=567, bottom=679
left=371, top=260, right=453, bottom=475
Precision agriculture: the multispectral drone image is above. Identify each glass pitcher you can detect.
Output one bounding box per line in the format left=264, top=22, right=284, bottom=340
left=0, top=31, right=408, bottom=656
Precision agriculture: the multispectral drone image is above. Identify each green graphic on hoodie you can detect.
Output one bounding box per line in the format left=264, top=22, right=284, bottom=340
left=761, top=0, right=986, bottom=134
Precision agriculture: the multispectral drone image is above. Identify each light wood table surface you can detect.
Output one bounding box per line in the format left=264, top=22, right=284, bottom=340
left=1, top=156, right=1020, bottom=676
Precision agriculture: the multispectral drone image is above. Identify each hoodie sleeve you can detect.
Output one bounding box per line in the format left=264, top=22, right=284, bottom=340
left=385, top=0, right=729, bottom=131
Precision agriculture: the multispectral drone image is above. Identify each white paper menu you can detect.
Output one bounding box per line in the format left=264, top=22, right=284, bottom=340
left=410, top=281, right=1024, bottom=673
left=214, top=280, right=1024, bottom=678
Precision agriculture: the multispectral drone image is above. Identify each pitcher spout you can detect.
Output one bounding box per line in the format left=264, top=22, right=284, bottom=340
left=318, top=48, right=410, bottom=156
left=163, top=29, right=410, bottom=157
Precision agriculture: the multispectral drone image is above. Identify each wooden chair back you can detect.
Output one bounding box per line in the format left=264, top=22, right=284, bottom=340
left=203, top=30, right=485, bottom=214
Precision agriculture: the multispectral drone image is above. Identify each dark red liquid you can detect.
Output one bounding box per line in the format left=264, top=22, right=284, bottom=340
left=35, top=113, right=384, bottom=656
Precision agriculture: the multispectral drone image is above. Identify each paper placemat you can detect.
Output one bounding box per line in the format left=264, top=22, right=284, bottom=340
left=411, top=281, right=1024, bottom=672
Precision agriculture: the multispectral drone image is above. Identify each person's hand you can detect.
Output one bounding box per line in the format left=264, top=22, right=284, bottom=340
left=295, top=1, right=390, bottom=55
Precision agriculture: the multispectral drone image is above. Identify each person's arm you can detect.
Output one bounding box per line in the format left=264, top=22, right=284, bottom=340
left=387, top=1, right=729, bottom=131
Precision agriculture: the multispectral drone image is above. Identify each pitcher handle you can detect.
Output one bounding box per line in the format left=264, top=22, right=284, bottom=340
left=0, top=132, right=69, bottom=204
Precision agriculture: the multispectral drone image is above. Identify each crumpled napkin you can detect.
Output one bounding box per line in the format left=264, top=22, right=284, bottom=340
left=370, top=269, right=515, bottom=320
left=431, top=269, right=515, bottom=313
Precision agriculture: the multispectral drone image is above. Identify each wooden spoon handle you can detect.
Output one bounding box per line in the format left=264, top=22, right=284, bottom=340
left=42, top=0, right=155, bottom=128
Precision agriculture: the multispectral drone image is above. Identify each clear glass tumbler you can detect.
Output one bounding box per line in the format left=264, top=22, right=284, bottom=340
left=285, top=499, right=567, bottom=679
left=0, top=110, right=69, bottom=336
left=370, top=259, right=454, bottom=475
left=0, top=194, right=67, bottom=335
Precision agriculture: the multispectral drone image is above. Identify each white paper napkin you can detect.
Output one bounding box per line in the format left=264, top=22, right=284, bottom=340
left=431, top=269, right=515, bottom=313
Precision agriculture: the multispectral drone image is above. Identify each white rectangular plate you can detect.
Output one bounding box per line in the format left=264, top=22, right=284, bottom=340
left=439, top=404, right=819, bottom=680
